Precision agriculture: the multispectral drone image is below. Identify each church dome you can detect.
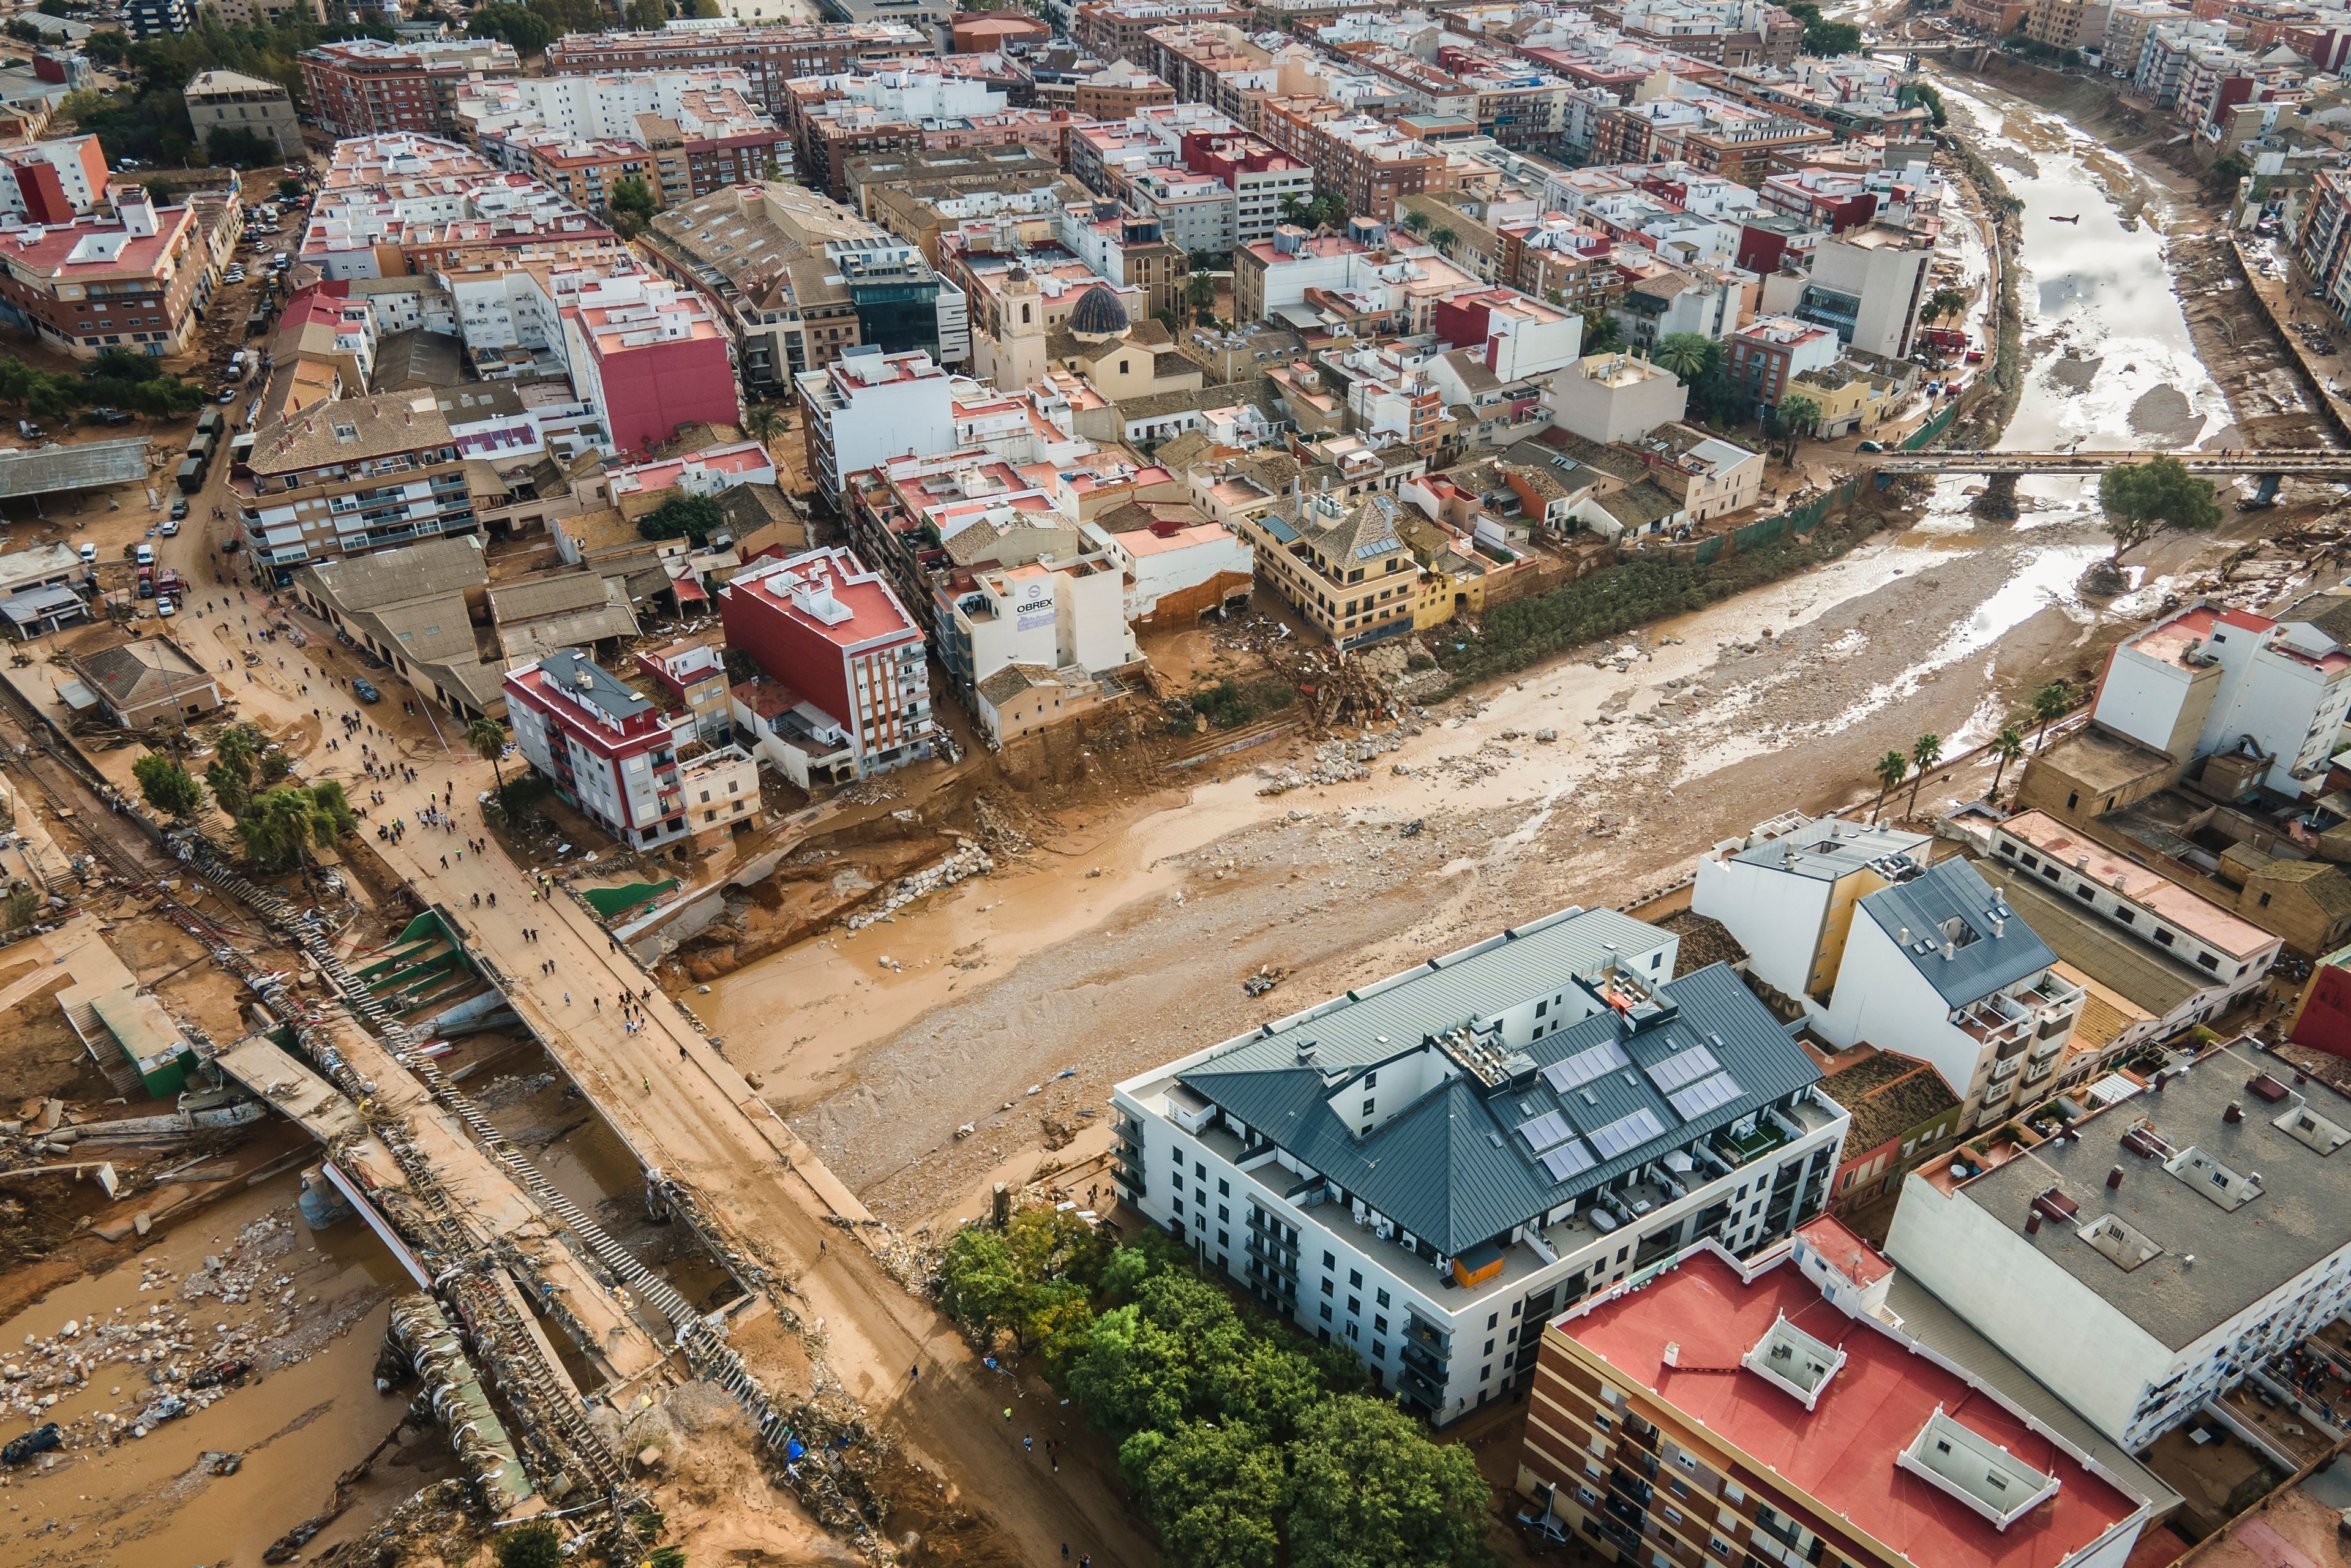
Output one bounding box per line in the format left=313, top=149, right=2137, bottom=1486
left=1066, top=282, right=1128, bottom=339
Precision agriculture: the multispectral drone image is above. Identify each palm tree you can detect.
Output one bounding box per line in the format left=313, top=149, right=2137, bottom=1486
left=2031, top=681, right=2069, bottom=752
left=1873, top=749, right=1910, bottom=822
left=467, top=716, right=510, bottom=801
left=1185, top=269, right=1217, bottom=327
left=744, top=402, right=781, bottom=455
left=1430, top=225, right=1457, bottom=251
left=1654, top=331, right=1716, bottom=384
left=1400, top=209, right=1431, bottom=234
left=1907, top=732, right=1943, bottom=817
left=1989, top=725, right=2027, bottom=800
left=239, top=782, right=353, bottom=876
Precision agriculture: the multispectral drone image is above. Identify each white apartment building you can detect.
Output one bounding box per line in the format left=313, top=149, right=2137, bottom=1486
left=1793, top=222, right=1931, bottom=360
left=1886, top=1042, right=2351, bottom=1449
left=502, top=648, right=759, bottom=851
left=1127, top=166, right=1235, bottom=255
left=793, top=345, right=958, bottom=502
left=1817, top=856, right=2085, bottom=1130
left=1693, top=811, right=1937, bottom=1007
left=2089, top=593, right=2351, bottom=800
left=1112, top=906, right=1850, bottom=1425
left=1545, top=351, right=1690, bottom=445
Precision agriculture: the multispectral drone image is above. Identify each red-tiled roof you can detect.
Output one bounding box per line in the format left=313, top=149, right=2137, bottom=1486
left=1559, top=1250, right=2139, bottom=1568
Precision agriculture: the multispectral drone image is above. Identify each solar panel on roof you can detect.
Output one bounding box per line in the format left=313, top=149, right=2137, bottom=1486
left=1540, top=1140, right=1597, bottom=1183
left=1542, top=1040, right=1629, bottom=1093
left=1588, top=1107, right=1667, bottom=1160
left=1667, top=1073, right=1744, bottom=1120
left=1517, top=1110, right=1572, bottom=1153
left=1644, top=1045, right=1721, bottom=1094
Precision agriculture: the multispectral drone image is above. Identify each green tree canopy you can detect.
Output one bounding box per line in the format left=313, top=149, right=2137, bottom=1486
left=606, top=175, right=658, bottom=236
left=624, top=0, right=669, bottom=24
left=133, top=754, right=202, bottom=819
left=469, top=2, right=555, bottom=53
left=1802, top=17, right=1862, bottom=53
left=206, top=126, right=280, bottom=168
left=637, top=492, right=724, bottom=546
left=236, top=782, right=355, bottom=872
left=1286, top=1395, right=1492, bottom=1568
left=1580, top=309, right=1623, bottom=354
left=494, top=1521, right=563, bottom=1568
left=2098, top=455, right=2221, bottom=555
left=1133, top=1422, right=1288, bottom=1568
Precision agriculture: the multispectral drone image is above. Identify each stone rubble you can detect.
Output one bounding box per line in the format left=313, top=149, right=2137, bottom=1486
left=844, top=843, right=996, bottom=931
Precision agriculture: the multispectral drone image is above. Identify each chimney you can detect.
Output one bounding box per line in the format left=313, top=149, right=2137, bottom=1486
left=2106, top=1165, right=2123, bottom=1190
left=2151, top=1071, right=2165, bottom=1093
left=1992, top=916, right=2005, bottom=937
left=2224, top=1101, right=2243, bottom=1123
left=2025, top=1210, right=2042, bottom=1235
left=1942, top=939, right=1955, bottom=961
left=1897, top=926, right=1910, bottom=945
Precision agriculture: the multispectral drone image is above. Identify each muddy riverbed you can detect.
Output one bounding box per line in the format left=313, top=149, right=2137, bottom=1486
left=0, top=1172, right=450, bottom=1568
left=696, top=69, right=2327, bottom=1228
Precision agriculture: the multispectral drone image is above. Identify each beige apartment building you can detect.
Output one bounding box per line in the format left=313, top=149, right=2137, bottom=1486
left=232, top=395, right=477, bottom=585
left=185, top=71, right=303, bottom=159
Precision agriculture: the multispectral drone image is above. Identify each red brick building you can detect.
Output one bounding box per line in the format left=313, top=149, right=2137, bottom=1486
left=299, top=38, right=521, bottom=138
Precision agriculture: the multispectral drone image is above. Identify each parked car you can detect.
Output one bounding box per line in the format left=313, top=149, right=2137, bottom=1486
left=134, top=543, right=154, bottom=566
left=1856, top=440, right=1886, bottom=452
left=77, top=542, right=95, bottom=563
left=87, top=407, right=132, bottom=426
left=217, top=387, right=237, bottom=403
left=156, top=596, right=174, bottom=617
left=351, top=678, right=381, bottom=703
left=168, top=497, right=188, bottom=521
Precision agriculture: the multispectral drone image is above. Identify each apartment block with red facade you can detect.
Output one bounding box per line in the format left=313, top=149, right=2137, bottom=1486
left=503, top=648, right=759, bottom=852
left=299, top=37, right=522, bottom=138
left=542, top=22, right=931, bottom=116
left=556, top=271, right=741, bottom=458
left=0, top=135, right=108, bottom=223
left=1517, top=1222, right=2153, bottom=1568
left=719, top=546, right=937, bottom=787
left=0, top=190, right=206, bottom=358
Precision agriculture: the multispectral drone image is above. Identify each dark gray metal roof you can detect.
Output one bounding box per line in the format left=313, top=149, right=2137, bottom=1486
left=1952, top=1041, right=2351, bottom=1350
left=1729, top=815, right=1933, bottom=883
left=534, top=647, right=650, bottom=724
left=0, top=438, right=151, bottom=499
left=1858, top=856, right=2055, bottom=1007
left=1180, top=960, right=1824, bottom=1257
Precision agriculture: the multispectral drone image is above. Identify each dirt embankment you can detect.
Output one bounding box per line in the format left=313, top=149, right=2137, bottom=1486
left=666, top=831, right=958, bottom=984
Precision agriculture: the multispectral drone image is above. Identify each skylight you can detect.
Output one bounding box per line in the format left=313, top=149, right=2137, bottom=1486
left=2275, top=1104, right=2350, bottom=1156
left=1896, top=1408, right=2060, bottom=1531
left=2162, top=1145, right=2263, bottom=1211
left=2079, top=1212, right=2162, bottom=1271
left=1740, top=1315, right=1845, bottom=1409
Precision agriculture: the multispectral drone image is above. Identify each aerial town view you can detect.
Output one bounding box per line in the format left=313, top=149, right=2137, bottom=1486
left=16, top=0, right=2351, bottom=1563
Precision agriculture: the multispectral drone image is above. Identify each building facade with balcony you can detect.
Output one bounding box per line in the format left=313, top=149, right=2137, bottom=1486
left=1693, top=811, right=1937, bottom=1010
left=503, top=648, right=756, bottom=851
left=1110, top=906, right=1850, bottom=1425
left=1818, top=856, right=2085, bottom=1131
left=543, top=23, right=931, bottom=116
left=718, top=545, right=937, bottom=786
left=299, top=39, right=522, bottom=138
left=232, top=394, right=474, bottom=585
left=1887, top=1039, right=2351, bottom=1450
left=1517, top=1223, right=2151, bottom=1568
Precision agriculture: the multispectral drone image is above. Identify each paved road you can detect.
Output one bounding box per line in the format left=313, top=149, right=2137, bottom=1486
left=350, top=753, right=1153, bottom=1566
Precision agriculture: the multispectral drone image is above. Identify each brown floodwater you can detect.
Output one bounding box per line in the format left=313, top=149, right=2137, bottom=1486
left=0, top=1171, right=421, bottom=1568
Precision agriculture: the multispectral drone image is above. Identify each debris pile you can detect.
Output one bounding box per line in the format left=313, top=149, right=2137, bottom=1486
left=844, top=842, right=996, bottom=931
left=1255, top=730, right=1408, bottom=795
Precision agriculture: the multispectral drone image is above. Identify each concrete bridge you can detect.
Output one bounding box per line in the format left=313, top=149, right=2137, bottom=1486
left=1858, top=448, right=2351, bottom=477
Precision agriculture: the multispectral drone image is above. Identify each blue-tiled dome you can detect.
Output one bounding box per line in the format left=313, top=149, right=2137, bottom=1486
left=1066, top=283, right=1127, bottom=338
